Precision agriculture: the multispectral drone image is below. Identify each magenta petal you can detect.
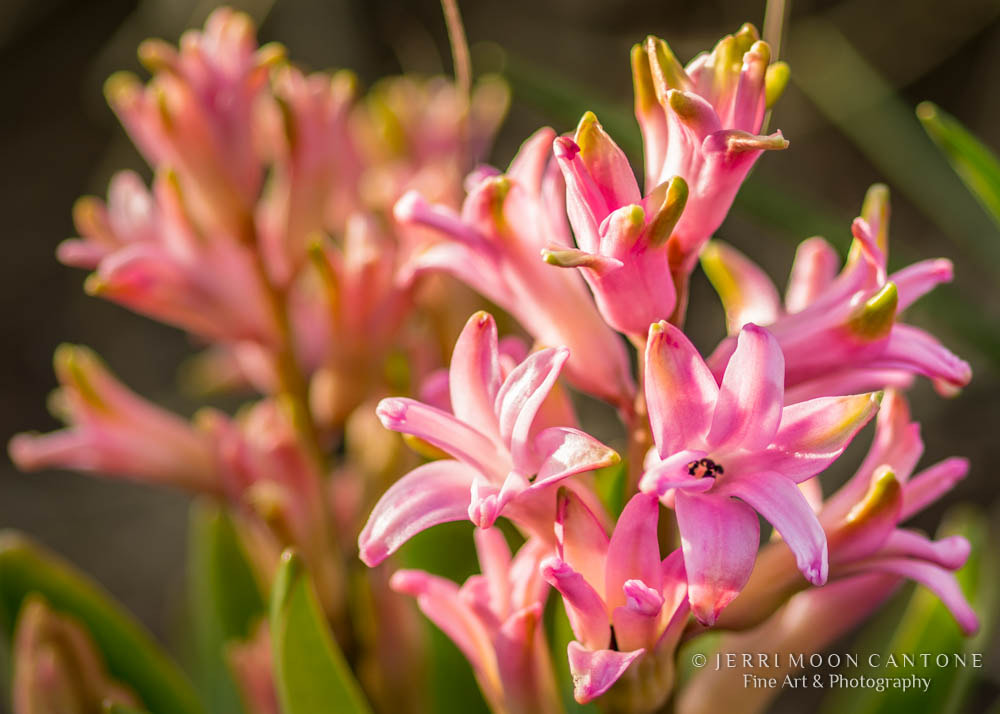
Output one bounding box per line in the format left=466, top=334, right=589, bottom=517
left=645, top=321, right=719, bottom=456
left=567, top=642, right=644, bottom=704
left=707, top=324, right=784, bottom=451
left=449, top=312, right=503, bottom=437
left=719, top=471, right=828, bottom=585
left=879, top=530, right=970, bottom=570
left=876, top=324, right=972, bottom=390
left=901, top=457, right=969, bottom=520
left=757, top=392, right=882, bottom=482
left=494, top=347, right=569, bottom=475
left=605, top=493, right=662, bottom=612
left=541, top=557, right=610, bottom=650
left=674, top=491, right=759, bottom=625
left=358, top=460, right=477, bottom=566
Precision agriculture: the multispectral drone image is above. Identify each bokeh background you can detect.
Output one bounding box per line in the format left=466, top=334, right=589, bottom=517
left=2, top=0, right=999, bottom=711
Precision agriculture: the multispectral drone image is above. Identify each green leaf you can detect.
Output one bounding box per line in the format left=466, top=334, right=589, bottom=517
left=917, top=101, right=1000, bottom=230
left=103, top=703, right=152, bottom=714
left=820, top=506, right=997, bottom=714
left=269, top=549, right=372, bottom=714
left=0, top=531, right=205, bottom=714
left=186, top=500, right=267, bottom=714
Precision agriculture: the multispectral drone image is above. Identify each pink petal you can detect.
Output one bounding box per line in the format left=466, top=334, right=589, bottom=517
left=901, top=457, right=969, bottom=521
left=567, top=642, right=644, bottom=704
left=750, top=392, right=881, bottom=482
left=508, top=539, right=551, bottom=611
left=573, top=112, right=642, bottom=210
left=639, top=449, right=716, bottom=497
left=541, top=558, right=610, bottom=650
left=874, top=324, right=972, bottom=390
left=449, top=312, right=503, bottom=438
left=890, top=258, right=953, bottom=312
left=840, top=558, right=978, bottom=635
left=555, top=489, right=610, bottom=599
left=506, top=127, right=557, bottom=196
left=474, top=527, right=513, bottom=619
left=605, top=493, right=662, bottom=612
left=645, top=321, right=719, bottom=457
left=879, top=530, right=970, bottom=570
left=358, top=460, right=477, bottom=566
left=707, top=324, right=784, bottom=451
left=718, top=471, right=828, bottom=585
left=531, top=427, right=620, bottom=486
left=494, top=347, right=569, bottom=475
left=784, top=237, right=840, bottom=313
left=700, top=241, right=781, bottom=335
left=390, top=569, right=497, bottom=676
left=674, top=491, right=759, bottom=625
left=376, top=397, right=509, bottom=481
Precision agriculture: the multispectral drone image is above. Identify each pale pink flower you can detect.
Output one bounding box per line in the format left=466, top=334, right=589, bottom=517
left=62, top=170, right=276, bottom=346
left=542, top=490, right=689, bottom=706
left=632, top=24, right=789, bottom=272
left=703, top=185, right=971, bottom=401
left=547, top=112, right=687, bottom=336
left=717, top=390, right=977, bottom=635
left=391, top=530, right=563, bottom=714
left=639, top=320, right=881, bottom=625
left=8, top=345, right=216, bottom=493
left=394, top=129, right=636, bottom=407
left=358, top=311, right=619, bottom=566
left=104, top=8, right=282, bottom=239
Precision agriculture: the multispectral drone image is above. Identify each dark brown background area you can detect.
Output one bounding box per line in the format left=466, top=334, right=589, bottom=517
left=1, top=0, right=999, bottom=711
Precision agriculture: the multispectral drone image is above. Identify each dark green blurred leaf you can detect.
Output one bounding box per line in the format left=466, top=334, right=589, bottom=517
left=269, top=550, right=372, bottom=714
left=103, top=703, right=152, bottom=714
left=187, top=500, right=267, bottom=714
left=820, top=506, right=997, bottom=714
left=0, top=532, right=205, bottom=714
left=594, top=461, right=626, bottom=520
left=917, top=101, right=1000, bottom=230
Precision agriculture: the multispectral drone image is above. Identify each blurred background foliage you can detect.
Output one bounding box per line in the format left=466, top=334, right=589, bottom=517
left=2, top=0, right=1000, bottom=711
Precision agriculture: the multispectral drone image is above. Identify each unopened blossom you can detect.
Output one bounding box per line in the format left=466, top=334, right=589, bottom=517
left=703, top=184, right=972, bottom=401
left=358, top=311, right=619, bottom=566
left=394, top=129, right=636, bottom=406
left=717, top=390, right=977, bottom=634
left=62, top=169, right=276, bottom=346
left=392, top=530, right=563, bottom=714
left=104, top=8, right=281, bottom=239
left=631, top=23, right=789, bottom=272
left=546, top=112, right=688, bottom=336
left=8, top=345, right=216, bottom=492
left=542, top=490, right=689, bottom=708
left=639, top=321, right=881, bottom=625
left=12, top=595, right=140, bottom=714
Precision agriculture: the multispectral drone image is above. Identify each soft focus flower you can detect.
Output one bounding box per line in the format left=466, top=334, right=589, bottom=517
left=8, top=345, right=217, bottom=492
left=358, top=311, right=619, bottom=566
left=12, top=595, right=140, bottom=714
left=703, top=184, right=972, bottom=401
left=631, top=23, right=789, bottom=272
left=542, top=490, right=689, bottom=708
left=639, top=320, right=880, bottom=624
left=394, top=129, right=636, bottom=407
left=104, top=8, right=282, bottom=239
left=391, top=530, right=563, bottom=714
left=546, top=112, right=688, bottom=336
left=717, top=390, right=977, bottom=634
left=227, top=622, right=281, bottom=714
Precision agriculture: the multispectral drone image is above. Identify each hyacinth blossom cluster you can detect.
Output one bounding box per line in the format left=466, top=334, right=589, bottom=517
left=6, top=7, right=980, bottom=714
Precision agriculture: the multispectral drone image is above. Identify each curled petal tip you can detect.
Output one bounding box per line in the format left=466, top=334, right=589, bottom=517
left=392, top=190, right=426, bottom=223
left=553, top=136, right=580, bottom=160
left=375, top=397, right=408, bottom=428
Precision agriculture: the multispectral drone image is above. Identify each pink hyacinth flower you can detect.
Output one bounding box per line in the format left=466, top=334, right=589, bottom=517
left=717, top=390, right=977, bottom=636
left=547, top=112, right=687, bottom=336
left=8, top=345, right=216, bottom=492
left=632, top=24, right=789, bottom=273
left=391, top=531, right=563, bottom=714
left=639, top=320, right=881, bottom=625
left=62, top=169, right=276, bottom=346
left=393, top=128, right=636, bottom=407
left=703, top=184, right=972, bottom=401
left=358, top=311, right=619, bottom=566
left=104, top=8, right=282, bottom=238
left=542, top=490, right=689, bottom=706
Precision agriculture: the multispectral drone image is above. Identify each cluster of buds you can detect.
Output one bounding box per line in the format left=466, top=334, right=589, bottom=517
left=7, top=9, right=977, bottom=714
